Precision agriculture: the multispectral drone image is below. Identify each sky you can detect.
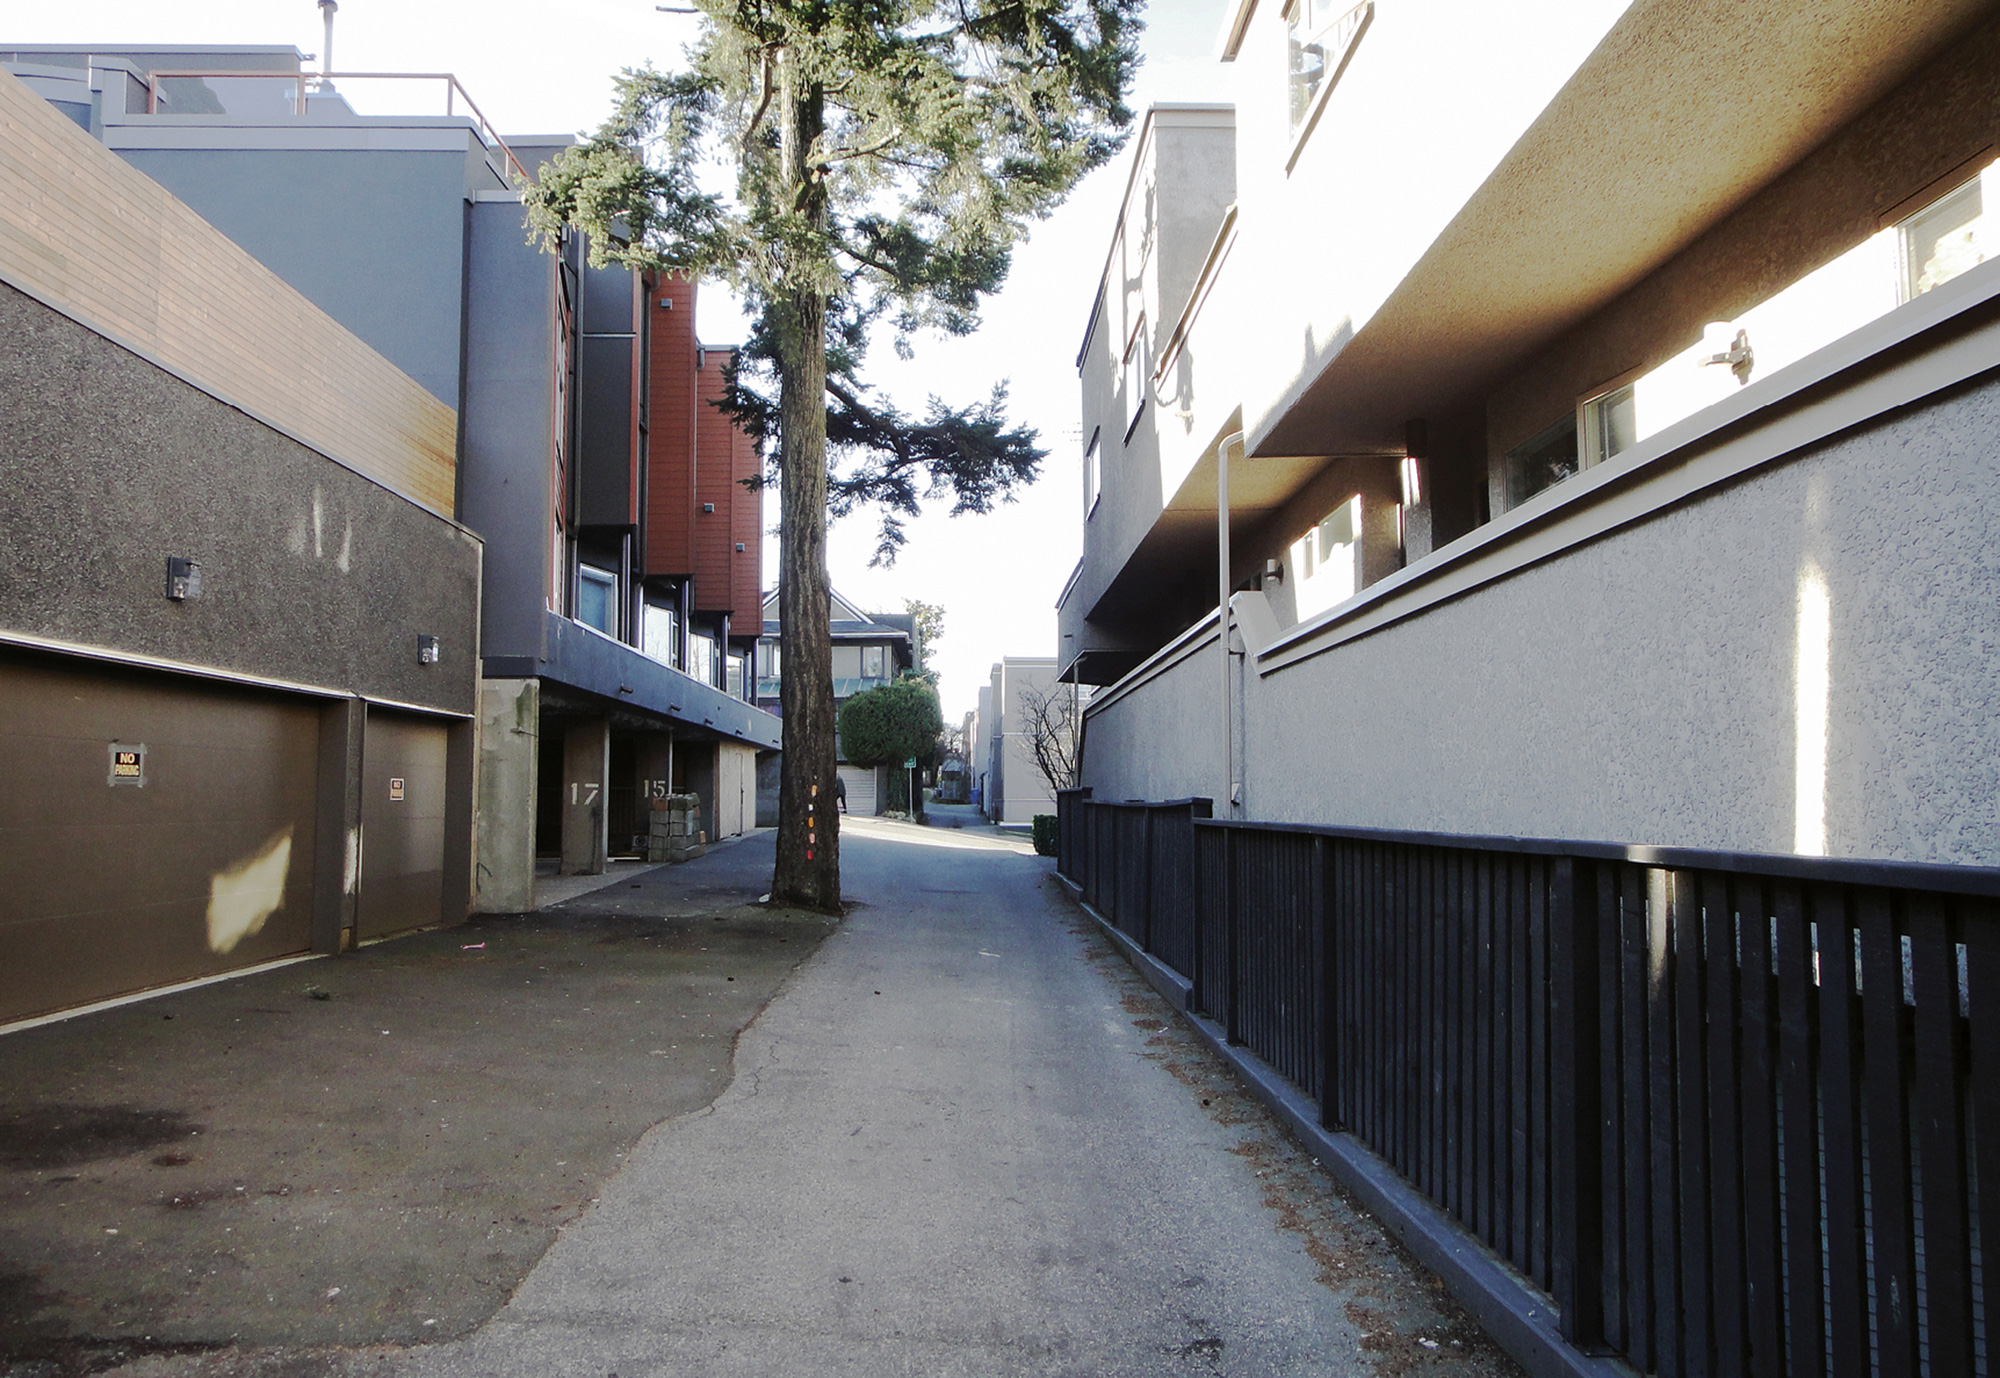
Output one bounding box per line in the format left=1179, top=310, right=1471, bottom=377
left=5, top=0, right=1235, bottom=723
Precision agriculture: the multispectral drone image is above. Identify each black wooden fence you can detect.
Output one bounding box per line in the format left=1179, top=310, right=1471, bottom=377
left=1055, top=786, right=2000, bottom=1378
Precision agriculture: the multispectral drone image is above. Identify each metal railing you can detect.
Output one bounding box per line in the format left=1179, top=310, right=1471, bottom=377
left=1056, top=786, right=2000, bottom=1378
left=144, top=71, right=528, bottom=183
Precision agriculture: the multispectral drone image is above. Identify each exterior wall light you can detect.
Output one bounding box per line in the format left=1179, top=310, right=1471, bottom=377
left=1700, top=325, right=1755, bottom=385
left=1262, top=558, right=1285, bottom=584
left=418, top=635, right=441, bottom=664
left=166, top=557, right=202, bottom=600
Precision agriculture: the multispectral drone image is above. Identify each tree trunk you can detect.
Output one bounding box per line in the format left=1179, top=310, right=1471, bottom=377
left=770, top=58, right=841, bottom=912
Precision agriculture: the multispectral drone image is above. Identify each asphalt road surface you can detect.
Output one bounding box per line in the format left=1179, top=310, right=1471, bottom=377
left=16, top=818, right=1517, bottom=1377
left=366, top=819, right=1515, bottom=1378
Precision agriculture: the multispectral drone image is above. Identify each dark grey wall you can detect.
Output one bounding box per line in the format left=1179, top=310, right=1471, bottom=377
left=0, top=281, right=480, bottom=715
left=461, top=199, right=558, bottom=664
left=118, top=147, right=492, bottom=407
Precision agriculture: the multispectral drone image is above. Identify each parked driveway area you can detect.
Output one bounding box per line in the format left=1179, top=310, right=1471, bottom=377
left=3, top=818, right=1517, bottom=1378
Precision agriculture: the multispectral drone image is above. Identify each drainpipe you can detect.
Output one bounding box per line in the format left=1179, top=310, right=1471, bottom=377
left=1215, top=430, right=1245, bottom=818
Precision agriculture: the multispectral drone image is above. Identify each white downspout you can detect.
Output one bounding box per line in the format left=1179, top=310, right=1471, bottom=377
left=1216, top=430, right=1245, bottom=818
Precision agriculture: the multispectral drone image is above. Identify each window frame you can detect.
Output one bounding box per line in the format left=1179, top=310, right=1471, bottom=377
left=1892, top=163, right=1987, bottom=304
left=1577, top=364, right=1646, bottom=470
left=1121, top=322, right=1148, bottom=444
left=1084, top=426, right=1103, bottom=520
left=576, top=564, right=618, bottom=635
left=1284, top=0, right=1374, bottom=174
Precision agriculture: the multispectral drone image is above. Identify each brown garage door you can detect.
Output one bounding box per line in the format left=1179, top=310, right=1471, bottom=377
left=356, top=709, right=447, bottom=941
left=0, top=655, right=319, bottom=1025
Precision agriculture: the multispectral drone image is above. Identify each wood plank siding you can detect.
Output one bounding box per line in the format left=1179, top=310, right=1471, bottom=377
left=0, top=68, right=458, bottom=517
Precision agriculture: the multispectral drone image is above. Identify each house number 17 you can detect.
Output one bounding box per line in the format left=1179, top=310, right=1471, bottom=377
left=569, top=782, right=600, bottom=805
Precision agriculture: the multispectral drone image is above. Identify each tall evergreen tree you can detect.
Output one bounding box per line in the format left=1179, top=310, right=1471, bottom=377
left=526, top=0, right=1140, bottom=911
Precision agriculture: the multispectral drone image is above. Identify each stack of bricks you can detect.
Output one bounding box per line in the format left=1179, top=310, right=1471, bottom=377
left=647, top=794, right=706, bottom=863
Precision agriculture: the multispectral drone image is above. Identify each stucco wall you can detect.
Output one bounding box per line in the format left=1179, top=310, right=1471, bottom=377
left=1084, top=364, right=2000, bottom=865
left=0, top=280, right=482, bottom=717
left=1079, top=628, right=1224, bottom=809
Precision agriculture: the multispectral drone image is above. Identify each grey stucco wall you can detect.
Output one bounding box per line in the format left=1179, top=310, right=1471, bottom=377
left=1079, top=631, right=1224, bottom=808
left=118, top=147, right=486, bottom=408
left=1084, top=366, right=2000, bottom=866
left=0, top=281, right=481, bottom=714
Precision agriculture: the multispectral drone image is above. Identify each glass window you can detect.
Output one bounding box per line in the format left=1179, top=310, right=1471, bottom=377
left=726, top=652, right=745, bottom=700
left=1084, top=427, right=1102, bottom=518
left=1288, top=0, right=1370, bottom=136
left=1503, top=414, right=1580, bottom=511
left=688, top=632, right=717, bottom=687
left=1581, top=382, right=1638, bottom=467
left=1122, top=326, right=1146, bottom=442
left=861, top=645, right=887, bottom=681
left=832, top=645, right=862, bottom=681
left=577, top=566, right=616, bottom=634
left=642, top=598, right=679, bottom=667
left=1899, top=174, right=1986, bottom=301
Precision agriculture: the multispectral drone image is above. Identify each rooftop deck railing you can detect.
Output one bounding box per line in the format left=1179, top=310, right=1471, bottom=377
left=143, top=71, right=528, bottom=183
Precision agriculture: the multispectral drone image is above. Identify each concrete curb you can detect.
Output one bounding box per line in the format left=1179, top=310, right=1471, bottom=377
left=1057, top=875, right=1639, bottom=1378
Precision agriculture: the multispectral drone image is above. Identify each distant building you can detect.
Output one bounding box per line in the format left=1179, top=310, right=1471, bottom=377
left=753, top=587, right=915, bottom=817
left=979, top=657, right=1073, bottom=827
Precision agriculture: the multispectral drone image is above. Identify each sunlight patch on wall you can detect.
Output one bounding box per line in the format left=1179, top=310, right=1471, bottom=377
left=1793, top=563, right=1832, bottom=857
left=206, top=827, right=294, bottom=954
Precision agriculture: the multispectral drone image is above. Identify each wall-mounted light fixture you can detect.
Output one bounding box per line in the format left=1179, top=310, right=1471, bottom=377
left=735, top=542, right=746, bottom=552
left=702, top=503, right=715, bottom=514
left=1700, top=325, right=1755, bottom=385
left=166, top=557, right=202, bottom=600
left=1262, top=558, right=1285, bottom=584
left=658, top=297, right=674, bottom=310
left=418, top=635, right=441, bottom=665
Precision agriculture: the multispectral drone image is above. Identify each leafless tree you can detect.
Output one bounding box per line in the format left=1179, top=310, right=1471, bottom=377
left=1018, top=683, right=1087, bottom=795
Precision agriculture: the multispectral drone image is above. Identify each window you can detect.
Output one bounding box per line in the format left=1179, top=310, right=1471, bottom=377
left=1503, top=414, right=1580, bottom=511
left=1290, top=495, right=1361, bottom=621
left=1287, top=0, right=1372, bottom=157
left=687, top=631, right=717, bottom=687
left=1899, top=171, right=1986, bottom=301
left=832, top=645, right=862, bottom=689
left=725, top=652, right=745, bottom=700
left=1084, top=427, right=1102, bottom=519
left=755, top=638, right=781, bottom=696
left=861, top=645, right=887, bottom=682
left=1122, top=324, right=1147, bottom=442
left=642, top=597, right=680, bottom=667
left=1581, top=381, right=1638, bottom=467
left=577, top=565, right=616, bottom=634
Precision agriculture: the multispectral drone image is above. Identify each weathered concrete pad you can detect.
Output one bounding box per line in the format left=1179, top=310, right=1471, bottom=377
left=0, top=833, right=829, bottom=1376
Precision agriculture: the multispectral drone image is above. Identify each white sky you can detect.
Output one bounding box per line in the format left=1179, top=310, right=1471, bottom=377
left=6, top=0, right=1233, bottom=721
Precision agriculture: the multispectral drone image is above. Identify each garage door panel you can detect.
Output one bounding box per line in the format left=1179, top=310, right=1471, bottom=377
left=0, top=818, right=313, bottom=925
left=0, top=658, right=319, bottom=1025
left=357, top=711, right=447, bottom=941
left=837, top=765, right=878, bottom=817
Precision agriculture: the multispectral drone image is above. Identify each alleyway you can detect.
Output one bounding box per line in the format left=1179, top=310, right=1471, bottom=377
left=3, top=820, right=1514, bottom=1378
left=369, top=819, right=1512, bottom=1378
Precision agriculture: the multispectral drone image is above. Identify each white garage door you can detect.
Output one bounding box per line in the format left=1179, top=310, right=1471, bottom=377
left=837, top=765, right=878, bottom=817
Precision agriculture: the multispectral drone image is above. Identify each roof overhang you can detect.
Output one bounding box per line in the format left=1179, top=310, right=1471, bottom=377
left=1247, top=0, right=1995, bottom=458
